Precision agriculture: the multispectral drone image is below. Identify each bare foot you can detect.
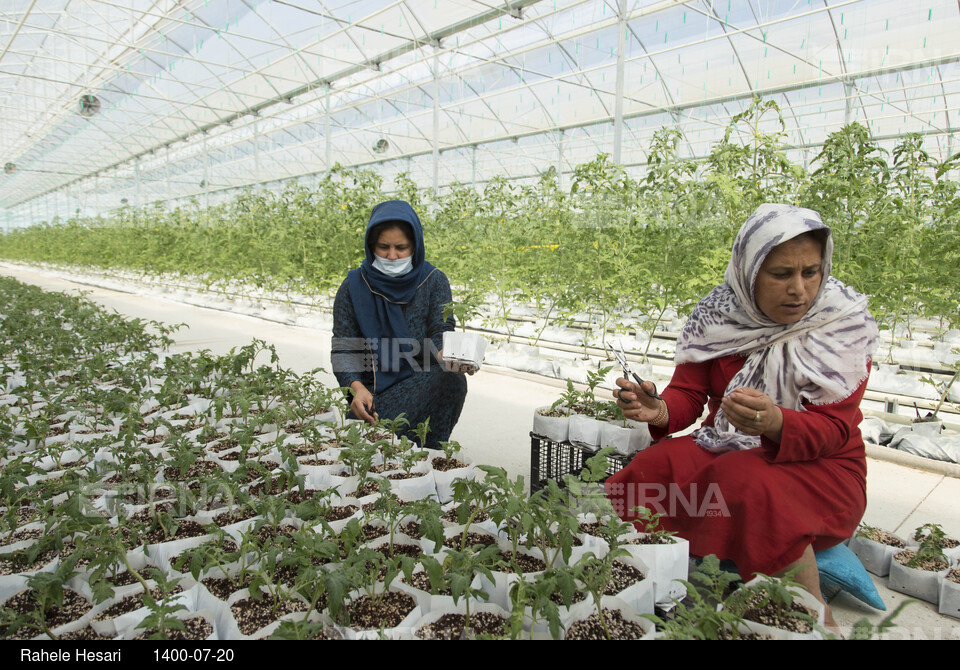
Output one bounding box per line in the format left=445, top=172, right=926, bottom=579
left=823, top=605, right=843, bottom=638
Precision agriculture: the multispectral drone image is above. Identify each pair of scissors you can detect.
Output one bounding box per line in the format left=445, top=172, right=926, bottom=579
left=608, top=341, right=660, bottom=400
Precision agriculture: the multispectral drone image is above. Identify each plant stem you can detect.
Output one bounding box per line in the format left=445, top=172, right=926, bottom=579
left=933, top=366, right=960, bottom=417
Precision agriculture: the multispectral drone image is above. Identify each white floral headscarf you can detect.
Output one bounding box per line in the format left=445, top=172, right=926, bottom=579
left=675, top=203, right=878, bottom=453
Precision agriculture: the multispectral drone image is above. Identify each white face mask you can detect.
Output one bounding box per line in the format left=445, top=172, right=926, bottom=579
left=373, top=255, right=413, bottom=277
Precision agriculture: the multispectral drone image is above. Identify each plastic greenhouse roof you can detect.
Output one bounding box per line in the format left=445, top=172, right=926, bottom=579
left=1, top=0, right=959, bottom=218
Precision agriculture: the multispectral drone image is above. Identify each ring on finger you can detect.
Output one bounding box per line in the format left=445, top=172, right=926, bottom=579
left=754, top=410, right=761, bottom=423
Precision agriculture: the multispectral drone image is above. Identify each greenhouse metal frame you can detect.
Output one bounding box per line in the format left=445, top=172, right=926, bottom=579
left=1, top=0, right=958, bottom=228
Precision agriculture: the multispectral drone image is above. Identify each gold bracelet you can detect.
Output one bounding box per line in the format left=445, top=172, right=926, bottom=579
left=651, top=399, right=668, bottom=428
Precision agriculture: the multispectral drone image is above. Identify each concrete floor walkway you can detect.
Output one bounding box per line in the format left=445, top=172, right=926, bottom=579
left=3, top=263, right=958, bottom=640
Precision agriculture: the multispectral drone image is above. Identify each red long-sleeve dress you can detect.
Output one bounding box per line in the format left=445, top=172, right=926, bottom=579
left=604, top=355, right=869, bottom=579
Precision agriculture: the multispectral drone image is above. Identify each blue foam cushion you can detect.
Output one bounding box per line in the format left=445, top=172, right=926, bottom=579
left=816, top=543, right=886, bottom=611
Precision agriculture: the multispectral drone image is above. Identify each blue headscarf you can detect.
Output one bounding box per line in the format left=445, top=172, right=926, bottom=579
left=347, top=201, right=436, bottom=393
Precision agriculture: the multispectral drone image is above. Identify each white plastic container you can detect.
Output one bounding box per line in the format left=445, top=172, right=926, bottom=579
left=441, top=332, right=488, bottom=372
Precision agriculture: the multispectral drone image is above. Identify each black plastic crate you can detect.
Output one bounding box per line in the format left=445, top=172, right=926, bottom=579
left=529, top=432, right=629, bottom=493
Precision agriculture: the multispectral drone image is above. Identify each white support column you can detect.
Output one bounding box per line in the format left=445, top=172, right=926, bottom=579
left=557, top=129, right=565, bottom=192
left=325, top=84, right=332, bottom=173
left=613, top=0, right=627, bottom=165
left=433, top=45, right=441, bottom=193
left=949, top=134, right=955, bottom=177
left=135, top=157, right=142, bottom=211
left=254, top=115, right=261, bottom=186
left=471, top=144, right=478, bottom=190
left=203, top=133, right=210, bottom=209
left=844, top=80, right=855, bottom=125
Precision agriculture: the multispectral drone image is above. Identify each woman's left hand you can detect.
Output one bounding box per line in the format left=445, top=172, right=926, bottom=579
left=721, top=387, right=784, bottom=442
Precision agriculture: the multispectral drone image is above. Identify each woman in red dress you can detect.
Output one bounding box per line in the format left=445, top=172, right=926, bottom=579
left=606, top=203, right=877, bottom=628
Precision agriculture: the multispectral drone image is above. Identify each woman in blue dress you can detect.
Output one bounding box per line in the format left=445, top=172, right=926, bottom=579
left=331, top=200, right=469, bottom=449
